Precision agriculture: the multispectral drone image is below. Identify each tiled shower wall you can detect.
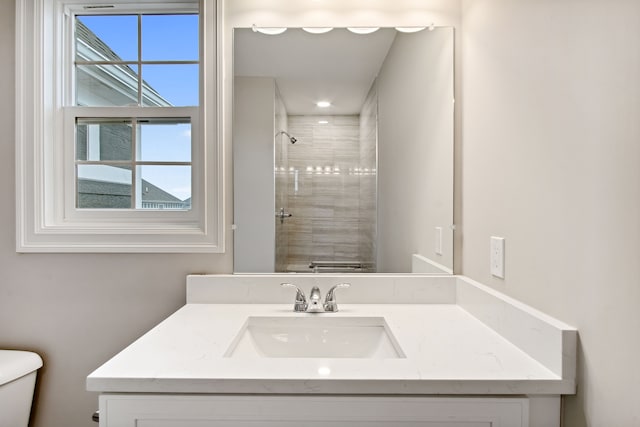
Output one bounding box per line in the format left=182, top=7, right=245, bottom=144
left=280, top=115, right=375, bottom=271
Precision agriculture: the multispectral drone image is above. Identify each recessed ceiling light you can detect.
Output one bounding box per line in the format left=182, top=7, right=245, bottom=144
left=316, top=101, right=331, bottom=108
left=318, top=366, right=331, bottom=376
left=318, top=120, right=329, bottom=124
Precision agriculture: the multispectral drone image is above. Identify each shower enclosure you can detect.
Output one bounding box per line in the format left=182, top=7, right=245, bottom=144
left=274, top=87, right=378, bottom=273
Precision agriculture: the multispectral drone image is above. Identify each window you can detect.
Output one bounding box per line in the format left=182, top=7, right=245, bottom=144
left=16, top=0, right=223, bottom=252
left=73, top=12, right=197, bottom=211
left=75, top=118, right=193, bottom=210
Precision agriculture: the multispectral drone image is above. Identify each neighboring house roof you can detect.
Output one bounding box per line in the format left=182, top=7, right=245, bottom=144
left=75, top=20, right=123, bottom=62
left=75, top=19, right=171, bottom=107
left=79, top=178, right=132, bottom=198
left=78, top=178, right=190, bottom=207
left=140, top=180, right=183, bottom=203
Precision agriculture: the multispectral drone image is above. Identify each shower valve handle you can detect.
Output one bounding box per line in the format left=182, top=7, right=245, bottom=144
left=276, top=207, right=292, bottom=223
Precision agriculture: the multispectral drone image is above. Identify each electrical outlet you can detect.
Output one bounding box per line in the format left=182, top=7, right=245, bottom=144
left=490, top=236, right=505, bottom=278
left=435, top=227, right=443, bottom=255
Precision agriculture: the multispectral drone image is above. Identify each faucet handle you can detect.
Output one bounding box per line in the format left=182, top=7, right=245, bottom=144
left=323, top=283, right=350, bottom=312
left=281, top=283, right=308, bottom=312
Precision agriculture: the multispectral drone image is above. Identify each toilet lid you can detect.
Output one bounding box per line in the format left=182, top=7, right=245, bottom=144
left=0, top=350, right=43, bottom=386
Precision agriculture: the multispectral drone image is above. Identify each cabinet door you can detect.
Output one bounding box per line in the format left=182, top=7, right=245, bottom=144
left=100, top=394, right=528, bottom=427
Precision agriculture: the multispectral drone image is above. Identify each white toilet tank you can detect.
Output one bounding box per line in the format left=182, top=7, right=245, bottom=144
left=0, top=350, right=43, bottom=427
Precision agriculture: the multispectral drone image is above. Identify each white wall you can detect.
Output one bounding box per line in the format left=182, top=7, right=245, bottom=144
left=233, top=77, right=276, bottom=272
left=377, top=28, right=455, bottom=272
left=461, top=0, right=640, bottom=425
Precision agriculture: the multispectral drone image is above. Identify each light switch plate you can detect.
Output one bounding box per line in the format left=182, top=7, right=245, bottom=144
left=490, top=236, right=505, bottom=278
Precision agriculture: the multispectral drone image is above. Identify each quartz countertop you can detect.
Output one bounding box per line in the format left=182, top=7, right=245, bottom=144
left=87, top=275, right=576, bottom=396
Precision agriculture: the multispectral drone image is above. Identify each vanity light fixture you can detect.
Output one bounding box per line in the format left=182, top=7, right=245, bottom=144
left=302, top=27, right=334, bottom=34
left=395, top=26, right=427, bottom=33
left=316, top=101, right=331, bottom=108
left=346, top=27, right=380, bottom=34
left=251, top=24, right=287, bottom=35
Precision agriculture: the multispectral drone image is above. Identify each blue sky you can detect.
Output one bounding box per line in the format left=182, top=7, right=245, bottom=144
left=77, top=14, right=198, bottom=202
left=77, top=14, right=199, bottom=106
left=139, top=122, right=192, bottom=201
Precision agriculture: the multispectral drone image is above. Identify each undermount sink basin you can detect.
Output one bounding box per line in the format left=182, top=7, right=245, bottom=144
left=224, top=316, right=405, bottom=359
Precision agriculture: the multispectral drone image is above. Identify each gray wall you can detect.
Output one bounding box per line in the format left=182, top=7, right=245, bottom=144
left=461, top=0, right=640, bottom=425
left=232, top=77, right=276, bottom=272
left=377, top=28, right=455, bottom=272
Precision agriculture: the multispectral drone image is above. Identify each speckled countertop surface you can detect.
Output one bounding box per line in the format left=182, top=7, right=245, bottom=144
left=87, top=301, right=573, bottom=395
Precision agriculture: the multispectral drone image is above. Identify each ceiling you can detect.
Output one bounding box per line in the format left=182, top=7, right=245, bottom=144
left=233, top=28, right=397, bottom=115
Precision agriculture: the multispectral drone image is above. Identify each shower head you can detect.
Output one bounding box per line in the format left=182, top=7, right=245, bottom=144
left=276, top=130, right=297, bottom=144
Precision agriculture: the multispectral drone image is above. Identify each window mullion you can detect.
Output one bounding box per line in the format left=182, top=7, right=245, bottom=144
left=137, top=14, right=143, bottom=106
left=75, top=60, right=198, bottom=65
left=132, top=119, right=139, bottom=209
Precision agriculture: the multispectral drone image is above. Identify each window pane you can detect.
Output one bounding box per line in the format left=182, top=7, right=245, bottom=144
left=141, top=64, right=199, bottom=107
left=141, top=14, right=198, bottom=61
left=76, top=120, right=132, bottom=161
left=137, top=119, right=191, bottom=162
left=76, top=64, right=139, bottom=106
left=77, top=165, right=132, bottom=209
left=76, top=15, right=138, bottom=62
left=139, top=166, right=191, bottom=210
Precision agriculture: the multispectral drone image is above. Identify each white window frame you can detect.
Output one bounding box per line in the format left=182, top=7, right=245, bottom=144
left=15, top=0, right=224, bottom=253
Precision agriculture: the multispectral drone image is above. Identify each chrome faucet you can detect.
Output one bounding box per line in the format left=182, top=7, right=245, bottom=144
left=323, top=283, right=350, bottom=312
left=281, top=283, right=351, bottom=313
left=280, top=283, right=307, bottom=312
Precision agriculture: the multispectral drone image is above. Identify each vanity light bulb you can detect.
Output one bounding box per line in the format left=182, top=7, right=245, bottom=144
left=346, top=27, right=380, bottom=34
left=395, top=27, right=427, bottom=33
left=252, top=25, right=287, bottom=35
left=302, top=27, right=334, bottom=34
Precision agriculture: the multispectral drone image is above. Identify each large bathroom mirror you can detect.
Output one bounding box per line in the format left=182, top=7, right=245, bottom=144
left=233, top=27, right=454, bottom=274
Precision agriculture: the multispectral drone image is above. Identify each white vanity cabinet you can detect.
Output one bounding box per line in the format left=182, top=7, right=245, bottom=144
left=99, top=395, right=531, bottom=427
